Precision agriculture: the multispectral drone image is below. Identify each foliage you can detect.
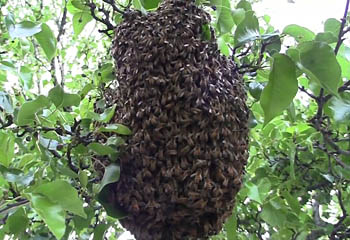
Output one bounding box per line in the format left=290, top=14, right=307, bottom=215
left=0, top=0, right=350, bottom=239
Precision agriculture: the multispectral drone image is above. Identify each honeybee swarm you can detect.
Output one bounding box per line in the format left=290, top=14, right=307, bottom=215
left=107, top=0, right=249, bottom=239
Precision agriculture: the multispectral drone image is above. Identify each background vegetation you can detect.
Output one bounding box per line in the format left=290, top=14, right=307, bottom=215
left=0, top=0, right=350, bottom=239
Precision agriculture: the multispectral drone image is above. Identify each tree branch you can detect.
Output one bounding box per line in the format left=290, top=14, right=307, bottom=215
left=334, top=0, right=350, bottom=54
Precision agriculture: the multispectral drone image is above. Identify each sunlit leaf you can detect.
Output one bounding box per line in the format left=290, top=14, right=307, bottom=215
left=234, top=11, right=259, bottom=46
left=18, top=66, right=33, bottom=91
left=231, top=8, right=245, bottom=25
left=8, top=21, right=42, bottom=38
left=141, top=0, right=161, bottom=9
left=98, top=124, right=132, bottom=135
left=0, top=166, right=34, bottom=186
left=297, top=41, right=341, bottom=95
left=73, top=12, right=93, bottom=36
left=236, top=0, right=252, bottom=11
left=28, top=193, right=66, bottom=239
left=133, top=0, right=147, bottom=14
left=211, top=0, right=235, bottom=34
left=34, top=23, right=57, bottom=61
left=0, top=91, right=13, bottom=113
left=260, top=54, right=297, bottom=125
left=283, top=24, right=315, bottom=42
left=33, top=180, right=87, bottom=218
left=330, top=97, right=350, bottom=123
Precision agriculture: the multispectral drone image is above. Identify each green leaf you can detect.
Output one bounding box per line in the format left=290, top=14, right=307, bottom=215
left=16, top=95, right=51, bottom=126
left=283, top=24, right=315, bottom=42
left=19, top=66, right=33, bottom=91
left=0, top=61, right=16, bottom=71
left=78, top=170, right=88, bottom=188
left=324, top=18, right=341, bottom=37
left=71, top=0, right=89, bottom=11
left=337, top=56, right=350, bottom=79
left=141, top=0, right=161, bottom=9
left=133, top=0, right=147, bottom=14
left=315, top=32, right=338, bottom=44
left=87, top=142, right=116, bottom=155
left=8, top=21, right=42, bottom=38
left=234, top=11, right=259, bottom=46
left=48, top=85, right=64, bottom=107
left=34, top=23, right=57, bottom=61
left=260, top=202, right=287, bottom=227
left=93, top=223, right=108, bottom=240
left=33, top=180, right=87, bottom=218
left=224, top=209, right=237, bottom=240
left=248, top=110, right=258, bottom=128
left=245, top=182, right=261, bottom=203
left=90, top=104, right=116, bottom=123
left=201, top=24, right=211, bottom=41
left=99, top=163, right=120, bottom=192
left=330, top=97, right=350, bottom=123
left=236, top=0, right=252, bottom=11
left=98, top=124, right=132, bottom=135
left=248, top=81, right=265, bottom=100
left=282, top=191, right=301, bottom=214
left=73, top=207, right=94, bottom=233
left=260, top=54, right=297, bottom=125
left=265, top=35, right=281, bottom=55
left=231, top=8, right=245, bottom=25
left=0, top=91, right=14, bottom=113
left=97, top=164, right=127, bottom=219
left=5, top=14, right=15, bottom=30
left=0, top=166, right=34, bottom=186
left=288, top=141, right=296, bottom=180
left=73, top=12, right=93, bottom=36
left=6, top=207, right=29, bottom=236
left=79, top=83, right=94, bottom=98
left=62, top=93, right=81, bottom=107
left=298, top=41, right=341, bottom=95
left=95, top=63, right=115, bottom=84
left=245, top=177, right=271, bottom=204
left=29, top=193, right=66, bottom=239
left=212, top=0, right=234, bottom=34
left=217, top=35, right=230, bottom=56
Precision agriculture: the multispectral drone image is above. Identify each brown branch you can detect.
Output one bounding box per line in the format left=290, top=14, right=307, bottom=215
left=0, top=199, right=29, bottom=215
left=330, top=190, right=348, bottom=239
left=88, top=2, right=116, bottom=37
left=50, top=0, right=68, bottom=86
left=67, top=145, right=79, bottom=173
left=334, top=0, right=350, bottom=55
left=57, top=0, right=68, bottom=43
left=102, top=0, right=125, bottom=14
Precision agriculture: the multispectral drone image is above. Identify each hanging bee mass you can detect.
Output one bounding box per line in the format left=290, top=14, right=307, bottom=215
left=105, top=0, right=250, bottom=239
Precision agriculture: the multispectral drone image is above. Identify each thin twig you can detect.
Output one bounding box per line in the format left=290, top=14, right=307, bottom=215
left=330, top=190, right=348, bottom=239
left=0, top=199, right=29, bottom=215
left=334, top=0, right=350, bottom=54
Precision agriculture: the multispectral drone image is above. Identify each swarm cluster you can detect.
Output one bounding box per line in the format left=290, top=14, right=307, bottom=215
left=108, top=0, right=249, bottom=239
